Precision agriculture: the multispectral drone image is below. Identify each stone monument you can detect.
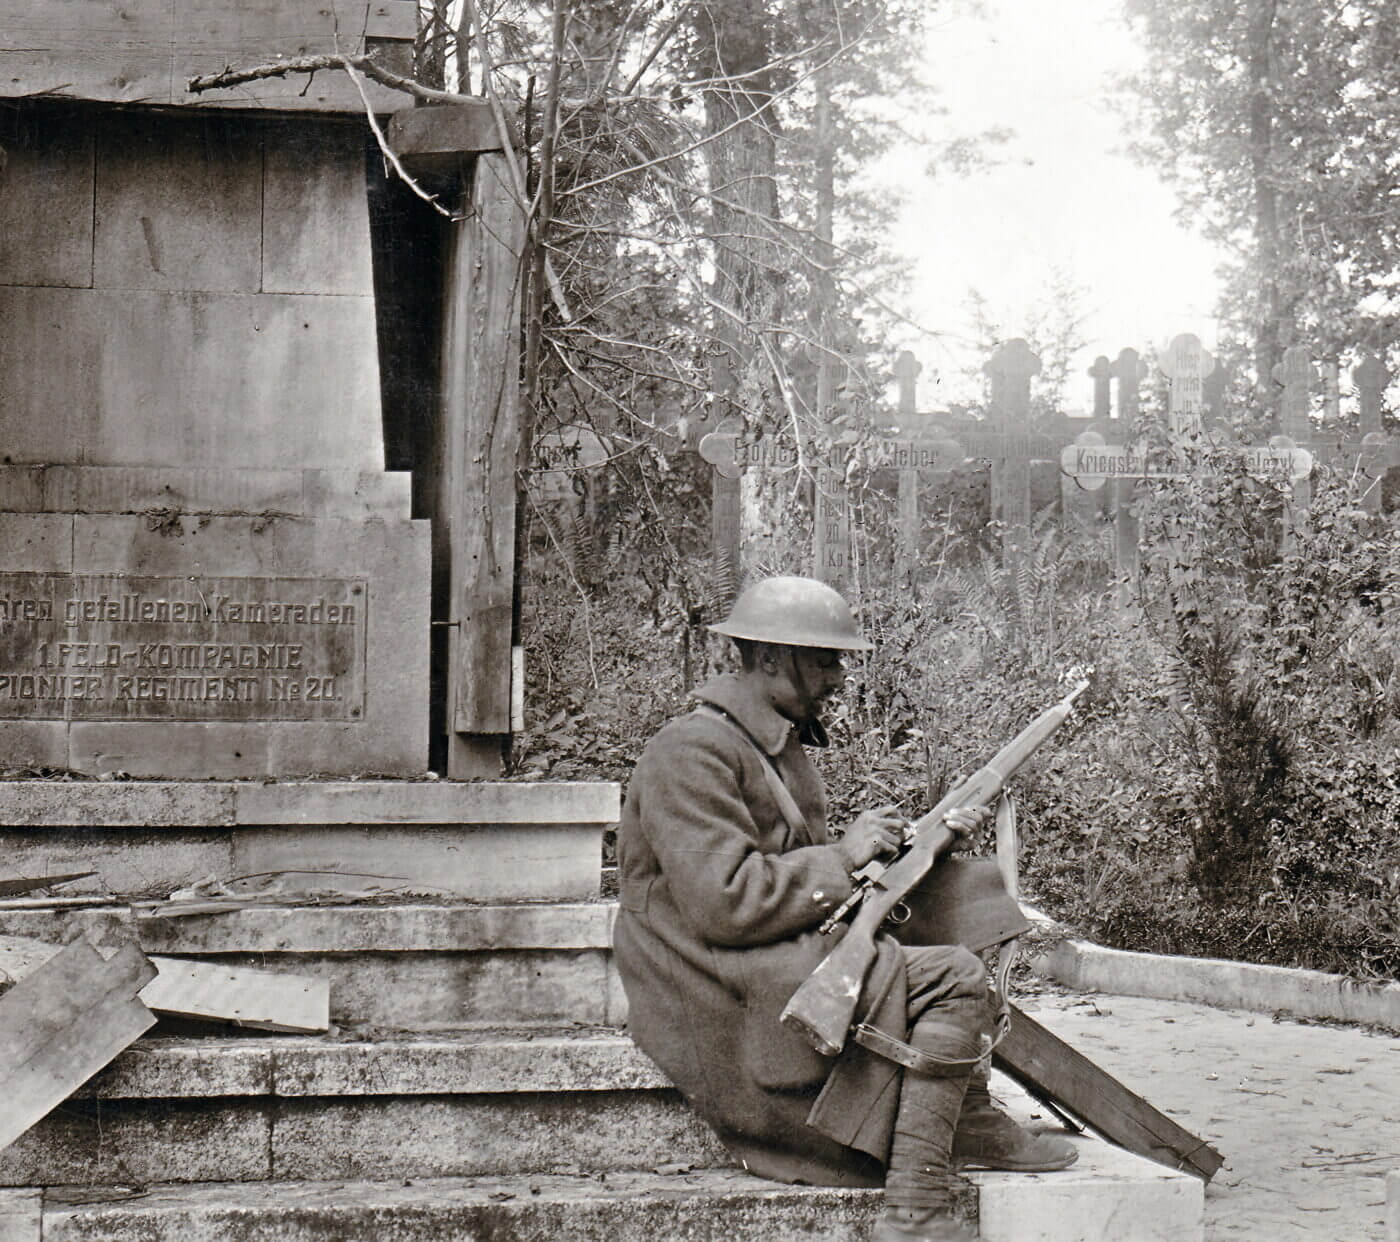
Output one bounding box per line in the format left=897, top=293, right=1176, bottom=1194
left=0, top=101, right=427, bottom=781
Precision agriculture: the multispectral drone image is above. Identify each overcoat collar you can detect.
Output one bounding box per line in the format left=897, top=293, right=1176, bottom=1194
left=694, top=673, right=830, bottom=756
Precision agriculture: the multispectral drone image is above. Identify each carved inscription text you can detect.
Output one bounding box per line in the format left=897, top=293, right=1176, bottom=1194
left=0, top=574, right=367, bottom=721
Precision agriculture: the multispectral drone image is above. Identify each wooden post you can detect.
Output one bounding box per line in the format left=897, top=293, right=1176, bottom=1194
left=984, top=339, right=1041, bottom=561
left=1351, top=354, right=1395, bottom=514
left=895, top=350, right=923, bottom=573
left=1202, top=361, right=1226, bottom=433
left=706, top=345, right=743, bottom=607
left=1156, top=336, right=1215, bottom=601
left=812, top=356, right=851, bottom=589
left=1066, top=355, right=1114, bottom=529
left=1110, top=347, right=1147, bottom=586
left=1272, top=345, right=1318, bottom=513
left=1088, top=355, right=1112, bottom=421
left=440, top=153, right=525, bottom=778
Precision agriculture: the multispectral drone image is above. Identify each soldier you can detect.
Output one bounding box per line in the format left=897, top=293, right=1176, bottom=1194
left=614, top=576, right=1076, bottom=1241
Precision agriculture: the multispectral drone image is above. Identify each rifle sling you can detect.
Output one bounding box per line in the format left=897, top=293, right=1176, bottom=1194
left=852, top=1021, right=1002, bottom=1078
left=695, top=704, right=811, bottom=843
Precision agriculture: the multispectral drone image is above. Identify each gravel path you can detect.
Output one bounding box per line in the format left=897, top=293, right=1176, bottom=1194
left=1024, top=987, right=1399, bottom=1241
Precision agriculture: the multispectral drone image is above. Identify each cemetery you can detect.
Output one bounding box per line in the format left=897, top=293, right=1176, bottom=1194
left=0, top=1, right=1398, bottom=1240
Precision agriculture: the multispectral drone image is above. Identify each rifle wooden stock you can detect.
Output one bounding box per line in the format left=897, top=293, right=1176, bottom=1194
left=780, top=682, right=1087, bottom=1056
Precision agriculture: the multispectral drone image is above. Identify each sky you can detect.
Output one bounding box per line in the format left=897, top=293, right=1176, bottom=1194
left=880, top=0, right=1229, bottom=414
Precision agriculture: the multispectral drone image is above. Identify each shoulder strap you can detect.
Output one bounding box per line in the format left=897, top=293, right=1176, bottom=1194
left=695, top=704, right=811, bottom=843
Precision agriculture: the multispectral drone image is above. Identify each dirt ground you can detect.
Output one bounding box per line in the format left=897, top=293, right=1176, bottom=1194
left=1023, top=986, right=1399, bottom=1241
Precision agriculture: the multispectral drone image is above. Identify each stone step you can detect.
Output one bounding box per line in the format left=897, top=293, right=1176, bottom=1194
left=0, top=779, right=618, bottom=902
left=1, top=1172, right=883, bottom=1242
left=0, top=1027, right=1207, bottom=1242
left=0, top=1141, right=1203, bottom=1241
left=0, top=1029, right=721, bottom=1187
left=0, top=900, right=625, bottom=1029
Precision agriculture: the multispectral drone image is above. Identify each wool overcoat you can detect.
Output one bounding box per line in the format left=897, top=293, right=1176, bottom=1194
left=613, top=673, right=912, bottom=1186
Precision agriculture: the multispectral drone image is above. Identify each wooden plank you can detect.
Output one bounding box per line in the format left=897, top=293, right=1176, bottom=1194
left=386, top=103, right=508, bottom=173
left=0, top=0, right=413, bottom=112
left=995, top=1003, right=1224, bottom=1182
left=0, top=0, right=177, bottom=106
left=94, top=111, right=263, bottom=294
left=0, top=937, right=156, bottom=1152
left=262, top=119, right=375, bottom=296
left=140, top=956, right=329, bottom=1032
left=443, top=153, right=525, bottom=757
left=0, top=872, right=95, bottom=897
left=0, top=107, right=95, bottom=289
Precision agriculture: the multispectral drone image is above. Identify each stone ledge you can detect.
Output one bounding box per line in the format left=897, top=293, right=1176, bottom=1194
left=80, top=1029, right=667, bottom=1100
left=0, top=900, right=615, bottom=952
left=1037, top=939, right=1400, bottom=1029
left=0, top=780, right=619, bottom=828
left=0, top=466, right=411, bottom=520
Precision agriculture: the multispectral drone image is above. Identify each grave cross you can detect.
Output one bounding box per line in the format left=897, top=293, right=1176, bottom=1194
left=984, top=338, right=1041, bottom=556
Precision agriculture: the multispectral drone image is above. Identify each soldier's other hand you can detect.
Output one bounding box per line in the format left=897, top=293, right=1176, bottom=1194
left=837, top=805, right=906, bottom=871
left=942, top=804, right=992, bottom=843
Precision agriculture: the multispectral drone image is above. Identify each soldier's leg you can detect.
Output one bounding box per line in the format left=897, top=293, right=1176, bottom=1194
left=873, top=944, right=986, bottom=1242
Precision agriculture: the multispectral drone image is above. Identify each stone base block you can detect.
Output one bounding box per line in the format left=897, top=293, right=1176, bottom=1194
left=0, top=511, right=429, bottom=780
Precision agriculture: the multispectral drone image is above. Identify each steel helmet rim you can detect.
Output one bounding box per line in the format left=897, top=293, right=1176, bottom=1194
left=708, top=575, right=874, bottom=651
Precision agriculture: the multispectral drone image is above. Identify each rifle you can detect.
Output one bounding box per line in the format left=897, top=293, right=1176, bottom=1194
left=780, top=680, right=1089, bottom=1057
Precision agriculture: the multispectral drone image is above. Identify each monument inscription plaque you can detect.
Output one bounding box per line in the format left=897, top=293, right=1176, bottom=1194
left=0, top=573, right=366, bottom=721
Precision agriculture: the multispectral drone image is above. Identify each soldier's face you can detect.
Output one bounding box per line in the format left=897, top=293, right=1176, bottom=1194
left=766, top=645, right=845, bottom=721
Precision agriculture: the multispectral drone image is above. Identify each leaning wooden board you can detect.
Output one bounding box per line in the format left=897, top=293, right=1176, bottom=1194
left=0, top=935, right=328, bottom=1034
left=994, top=1002, right=1225, bottom=1182
left=0, top=938, right=156, bottom=1152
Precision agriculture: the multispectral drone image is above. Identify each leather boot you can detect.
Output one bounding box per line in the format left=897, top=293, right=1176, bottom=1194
left=869, top=1205, right=978, bottom=1242
left=952, top=1069, right=1078, bottom=1172
left=874, top=997, right=983, bottom=1242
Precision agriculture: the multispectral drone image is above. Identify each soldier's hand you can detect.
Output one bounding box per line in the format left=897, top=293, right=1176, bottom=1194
left=836, top=805, right=907, bottom=871
left=942, top=803, right=992, bottom=844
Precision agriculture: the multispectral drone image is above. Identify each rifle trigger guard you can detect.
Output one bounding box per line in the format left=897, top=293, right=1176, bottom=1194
left=885, top=901, right=911, bottom=927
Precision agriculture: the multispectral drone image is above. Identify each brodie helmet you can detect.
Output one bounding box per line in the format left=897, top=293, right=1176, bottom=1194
left=709, top=576, right=873, bottom=651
